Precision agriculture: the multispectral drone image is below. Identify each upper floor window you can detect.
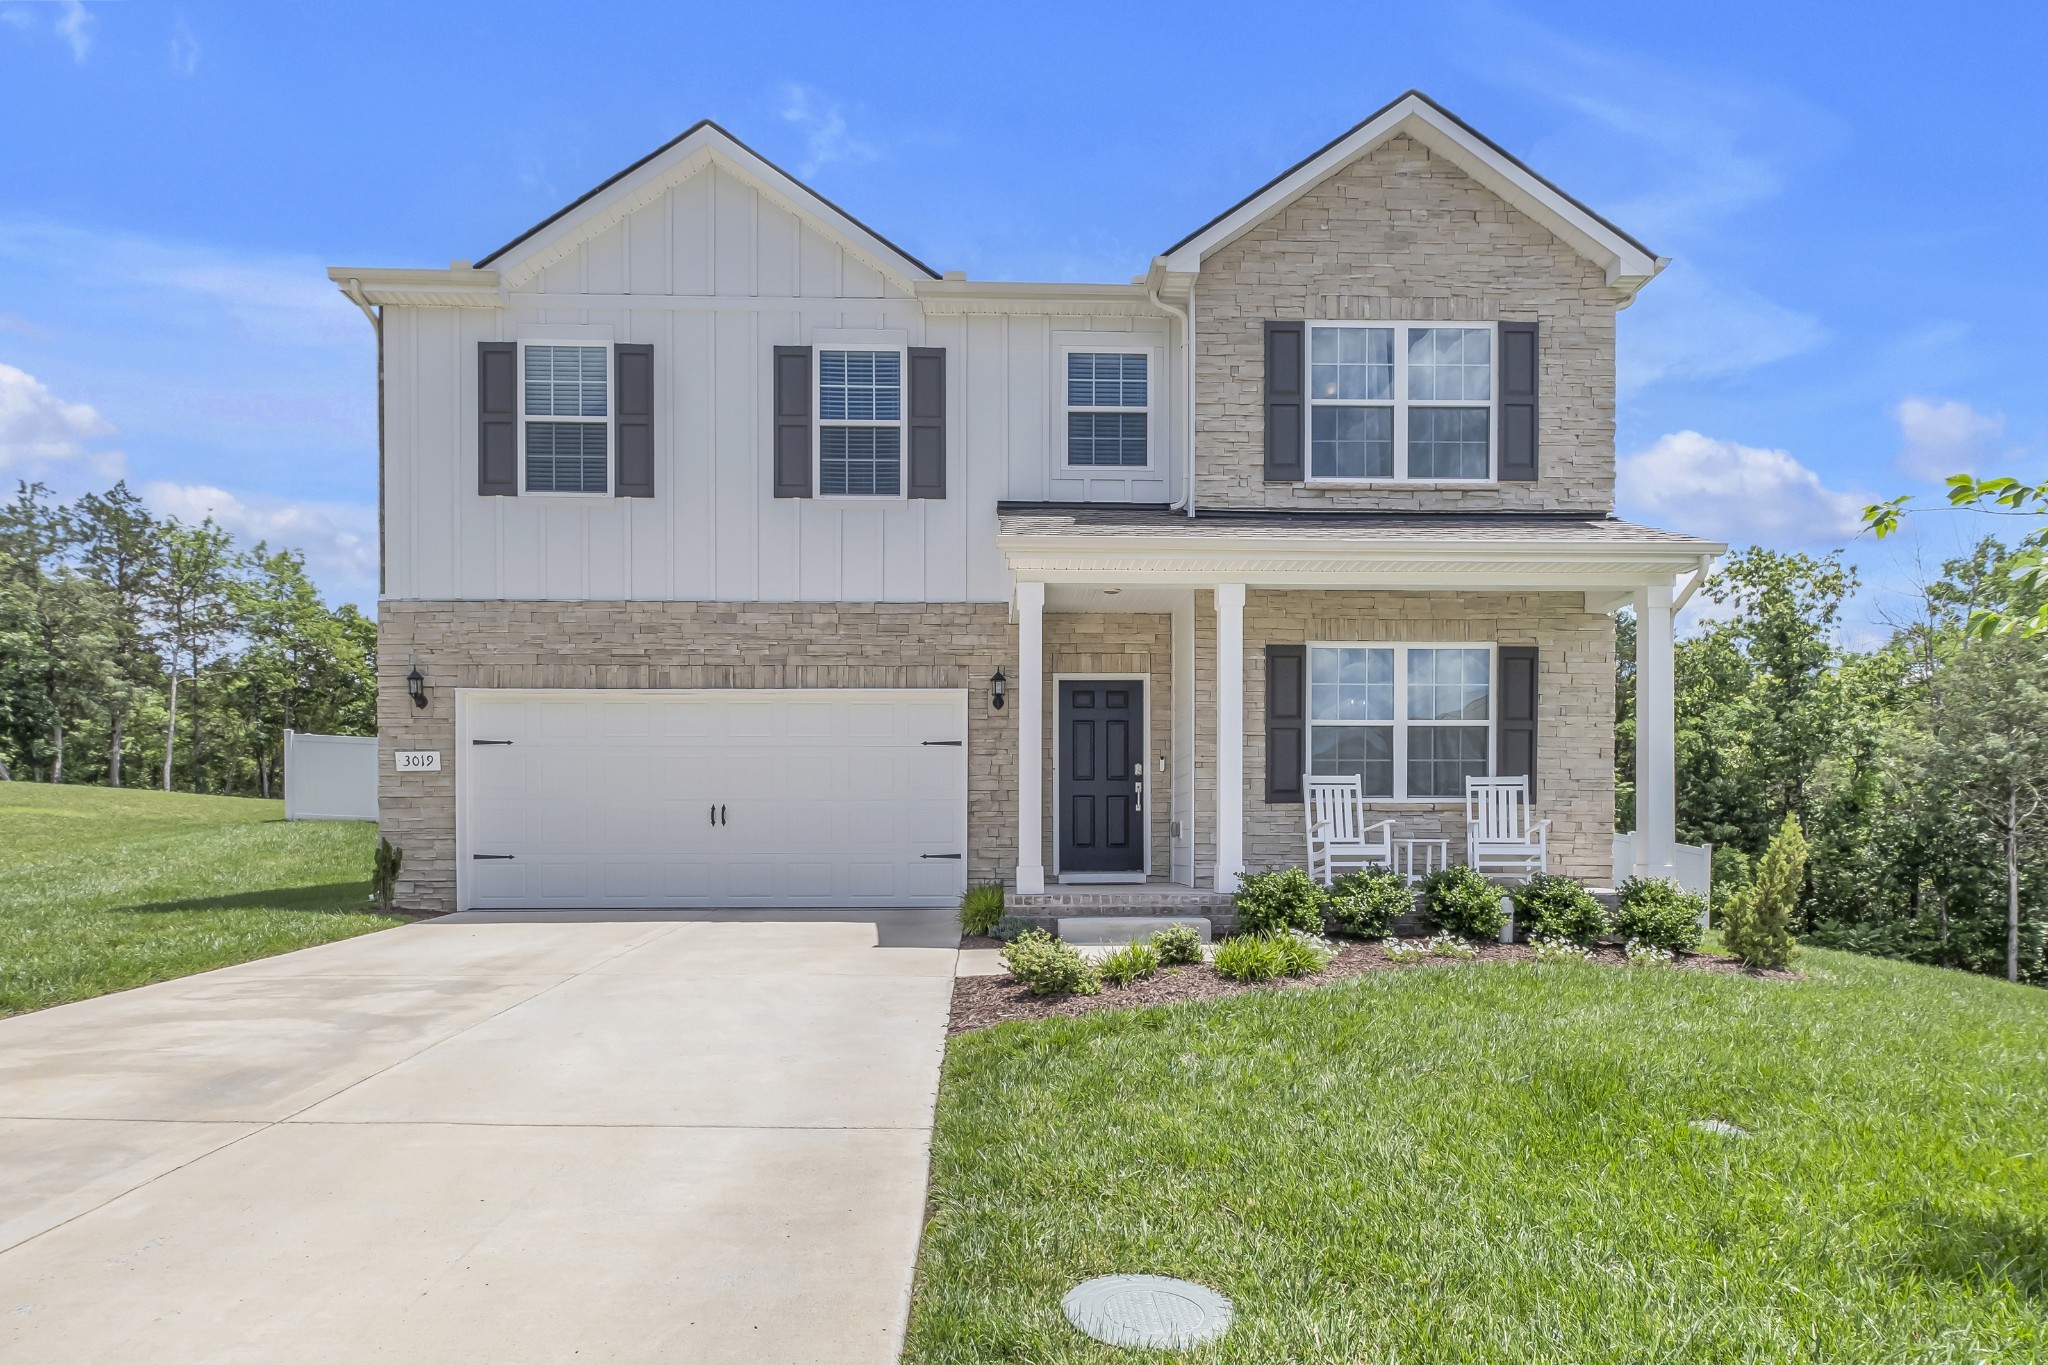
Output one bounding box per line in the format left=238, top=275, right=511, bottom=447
left=819, top=349, right=901, bottom=496
left=1066, top=351, right=1148, bottom=468
left=523, top=343, right=609, bottom=494
left=1308, top=324, right=1492, bottom=482
left=1308, top=643, right=1492, bottom=799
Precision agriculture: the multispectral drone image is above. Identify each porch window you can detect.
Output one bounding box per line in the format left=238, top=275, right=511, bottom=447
left=1066, top=352, right=1149, bottom=467
left=818, top=349, right=902, bottom=495
left=1308, top=644, right=1492, bottom=799
left=1307, top=324, right=1493, bottom=481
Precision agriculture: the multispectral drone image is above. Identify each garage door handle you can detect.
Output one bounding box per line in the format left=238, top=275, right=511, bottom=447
left=472, top=854, right=514, bottom=860
left=472, top=739, right=513, bottom=746
left=922, top=740, right=962, bottom=746
left=920, top=853, right=962, bottom=860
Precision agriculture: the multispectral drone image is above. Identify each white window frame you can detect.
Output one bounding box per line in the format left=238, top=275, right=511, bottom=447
left=1304, top=322, right=1497, bottom=486
left=814, top=344, right=909, bottom=501
left=1306, top=641, right=1496, bottom=802
left=517, top=339, right=613, bottom=498
left=1060, top=346, right=1155, bottom=471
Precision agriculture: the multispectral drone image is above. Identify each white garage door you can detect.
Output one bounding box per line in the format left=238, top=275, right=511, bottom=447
left=458, top=689, right=968, bottom=910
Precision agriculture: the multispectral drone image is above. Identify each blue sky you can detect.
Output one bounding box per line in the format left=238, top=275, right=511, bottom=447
left=2, top=0, right=2042, bottom=632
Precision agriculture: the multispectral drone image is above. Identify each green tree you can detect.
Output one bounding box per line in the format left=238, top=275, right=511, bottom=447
left=148, top=519, right=236, bottom=792
left=70, top=482, right=164, bottom=786
left=1723, top=813, right=1805, bottom=970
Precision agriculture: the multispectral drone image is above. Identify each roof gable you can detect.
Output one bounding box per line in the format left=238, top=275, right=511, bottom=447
left=1160, top=91, right=1663, bottom=296
left=475, top=120, right=939, bottom=291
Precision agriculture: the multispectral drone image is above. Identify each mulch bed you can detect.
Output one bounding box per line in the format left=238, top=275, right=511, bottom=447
left=948, top=939, right=1797, bottom=1035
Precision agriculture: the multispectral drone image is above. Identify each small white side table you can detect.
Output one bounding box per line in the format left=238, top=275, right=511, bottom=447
left=1396, top=839, right=1449, bottom=886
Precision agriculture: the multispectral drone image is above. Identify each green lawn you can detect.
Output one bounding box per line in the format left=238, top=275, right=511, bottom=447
left=909, top=950, right=2048, bottom=1362
left=0, top=782, right=400, bottom=1016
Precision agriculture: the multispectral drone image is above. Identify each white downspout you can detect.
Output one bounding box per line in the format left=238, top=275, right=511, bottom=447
left=1147, top=271, right=1196, bottom=517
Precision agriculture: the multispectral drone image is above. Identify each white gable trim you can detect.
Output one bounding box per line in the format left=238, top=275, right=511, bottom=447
left=1159, top=92, right=1664, bottom=295
left=477, top=122, right=939, bottom=294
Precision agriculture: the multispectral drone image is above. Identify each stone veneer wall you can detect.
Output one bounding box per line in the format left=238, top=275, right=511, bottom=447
left=1193, top=133, right=1622, bottom=513
left=378, top=601, right=1017, bottom=914
left=1040, top=613, right=1175, bottom=879
left=1239, top=590, right=1615, bottom=883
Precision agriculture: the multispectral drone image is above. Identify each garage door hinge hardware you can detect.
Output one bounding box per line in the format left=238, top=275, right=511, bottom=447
left=921, top=853, right=963, bottom=860
left=922, top=740, right=963, bottom=746
left=471, top=739, right=513, bottom=746
left=472, top=854, right=514, bottom=860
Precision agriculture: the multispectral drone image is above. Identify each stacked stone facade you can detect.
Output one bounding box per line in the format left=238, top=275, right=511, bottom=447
left=1193, top=133, right=1622, bottom=513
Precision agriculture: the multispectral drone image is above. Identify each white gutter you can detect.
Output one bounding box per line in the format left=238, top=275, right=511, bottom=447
left=1145, top=259, right=1196, bottom=518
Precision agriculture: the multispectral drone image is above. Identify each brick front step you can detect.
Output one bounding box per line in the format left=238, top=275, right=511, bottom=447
left=1009, top=888, right=1237, bottom=935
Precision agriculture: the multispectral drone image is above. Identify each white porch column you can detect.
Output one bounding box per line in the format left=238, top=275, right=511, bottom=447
left=1014, top=580, right=1046, bottom=895
left=1633, top=581, right=1677, bottom=882
left=1214, top=583, right=1246, bottom=894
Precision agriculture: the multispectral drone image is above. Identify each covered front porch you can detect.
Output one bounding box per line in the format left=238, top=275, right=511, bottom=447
left=996, top=505, right=1722, bottom=902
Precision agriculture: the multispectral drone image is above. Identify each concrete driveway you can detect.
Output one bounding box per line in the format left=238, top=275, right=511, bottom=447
left=0, top=909, right=960, bottom=1364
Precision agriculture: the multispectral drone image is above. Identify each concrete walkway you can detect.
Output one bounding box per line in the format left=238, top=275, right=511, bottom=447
left=0, top=909, right=960, bottom=1364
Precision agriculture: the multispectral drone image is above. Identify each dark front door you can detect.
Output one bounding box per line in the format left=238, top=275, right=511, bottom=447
left=1059, top=680, right=1145, bottom=874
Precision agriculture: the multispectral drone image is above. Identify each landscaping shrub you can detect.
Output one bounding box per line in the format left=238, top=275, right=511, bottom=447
left=1419, top=865, right=1508, bottom=940
left=1274, top=929, right=1333, bottom=977
left=959, top=882, right=1005, bottom=936
left=1512, top=873, right=1607, bottom=944
left=1326, top=866, right=1411, bottom=938
left=1233, top=866, right=1328, bottom=936
left=1723, top=814, right=1804, bottom=970
left=1098, top=940, right=1160, bottom=986
left=1151, top=922, right=1204, bottom=966
left=1212, top=934, right=1287, bottom=983
left=1625, top=939, right=1675, bottom=966
left=999, top=929, right=1101, bottom=996
left=1382, top=937, right=1428, bottom=963
left=989, top=915, right=1037, bottom=942
left=1529, top=934, right=1591, bottom=963
left=1613, top=876, right=1707, bottom=953
left=372, top=838, right=403, bottom=913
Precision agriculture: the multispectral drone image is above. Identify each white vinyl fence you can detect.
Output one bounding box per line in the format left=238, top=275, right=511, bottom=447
left=1611, top=833, right=1713, bottom=904
left=283, top=729, right=377, bottom=821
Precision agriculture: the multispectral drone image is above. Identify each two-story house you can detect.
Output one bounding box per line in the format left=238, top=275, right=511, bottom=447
left=330, top=90, right=1719, bottom=918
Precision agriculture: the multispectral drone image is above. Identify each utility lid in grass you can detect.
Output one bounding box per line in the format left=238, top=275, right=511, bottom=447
left=1690, top=1118, right=1752, bottom=1138
left=1062, top=1275, right=1233, bottom=1350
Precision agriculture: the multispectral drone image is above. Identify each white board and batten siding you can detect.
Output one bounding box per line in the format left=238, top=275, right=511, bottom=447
left=382, top=163, right=1183, bottom=605
left=456, top=689, right=968, bottom=910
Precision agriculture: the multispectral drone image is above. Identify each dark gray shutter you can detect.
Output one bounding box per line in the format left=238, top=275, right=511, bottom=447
left=1498, top=322, right=1538, bottom=481
left=1497, top=646, right=1538, bottom=785
left=614, top=343, right=654, bottom=498
left=906, top=346, right=946, bottom=499
left=772, top=345, right=813, bottom=499
left=478, top=341, right=518, bottom=496
left=1263, top=321, right=1305, bottom=482
left=1266, top=644, right=1307, bottom=804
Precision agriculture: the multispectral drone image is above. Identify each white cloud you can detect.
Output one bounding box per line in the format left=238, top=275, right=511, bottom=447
left=168, top=16, right=200, bottom=75
left=1890, top=395, right=2006, bottom=480
left=1618, top=262, right=1827, bottom=394
left=778, top=84, right=879, bottom=178
left=1618, top=430, right=1865, bottom=547
left=54, top=0, right=90, bottom=62
left=142, top=481, right=377, bottom=586
left=0, top=363, right=123, bottom=475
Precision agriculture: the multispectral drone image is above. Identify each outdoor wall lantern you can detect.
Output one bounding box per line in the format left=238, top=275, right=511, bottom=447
left=406, top=663, right=429, bottom=710
left=991, top=668, right=1007, bottom=711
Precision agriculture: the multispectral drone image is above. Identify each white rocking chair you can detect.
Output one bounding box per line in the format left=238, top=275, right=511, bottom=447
left=1465, top=776, right=1549, bottom=879
left=1305, top=774, right=1395, bottom=885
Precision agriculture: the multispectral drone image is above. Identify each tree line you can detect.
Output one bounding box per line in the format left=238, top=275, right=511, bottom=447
left=1619, top=536, right=2048, bottom=986
left=0, top=480, right=375, bottom=794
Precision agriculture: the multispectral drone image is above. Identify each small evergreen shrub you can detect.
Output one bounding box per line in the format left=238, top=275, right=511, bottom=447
left=1613, top=877, right=1707, bottom=953
left=1723, top=814, right=1804, bottom=970
left=1274, top=929, right=1334, bottom=977
left=1213, top=934, right=1287, bottom=983
left=1151, top=922, right=1204, bottom=966
left=1326, top=866, right=1412, bottom=938
left=1529, top=934, right=1591, bottom=963
left=1233, top=866, right=1328, bottom=936
left=1419, top=865, right=1507, bottom=940
left=958, top=882, right=1006, bottom=936
left=1098, top=940, right=1160, bottom=986
left=1513, top=873, right=1608, bottom=944
left=372, top=838, right=403, bottom=913
left=1000, top=929, right=1101, bottom=996
left=989, top=915, right=1036, bottom=942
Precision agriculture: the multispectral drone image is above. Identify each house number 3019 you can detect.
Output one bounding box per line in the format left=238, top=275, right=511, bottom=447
left=394, top=751, right=442, bottom=772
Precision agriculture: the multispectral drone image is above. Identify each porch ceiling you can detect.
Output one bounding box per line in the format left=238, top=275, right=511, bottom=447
left=997, top=506, right=1722, bottom=594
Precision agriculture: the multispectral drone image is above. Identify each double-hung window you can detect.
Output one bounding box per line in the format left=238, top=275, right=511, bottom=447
left=522, top=343, right=609, bottom=494
left=1066, top=352, right=1148, bottom=467
left=1308, top=324, right=1493, bottom=481
left=1308, top=643, right=1492, bottom=799
left=818, top=349, right=902, bottom=496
